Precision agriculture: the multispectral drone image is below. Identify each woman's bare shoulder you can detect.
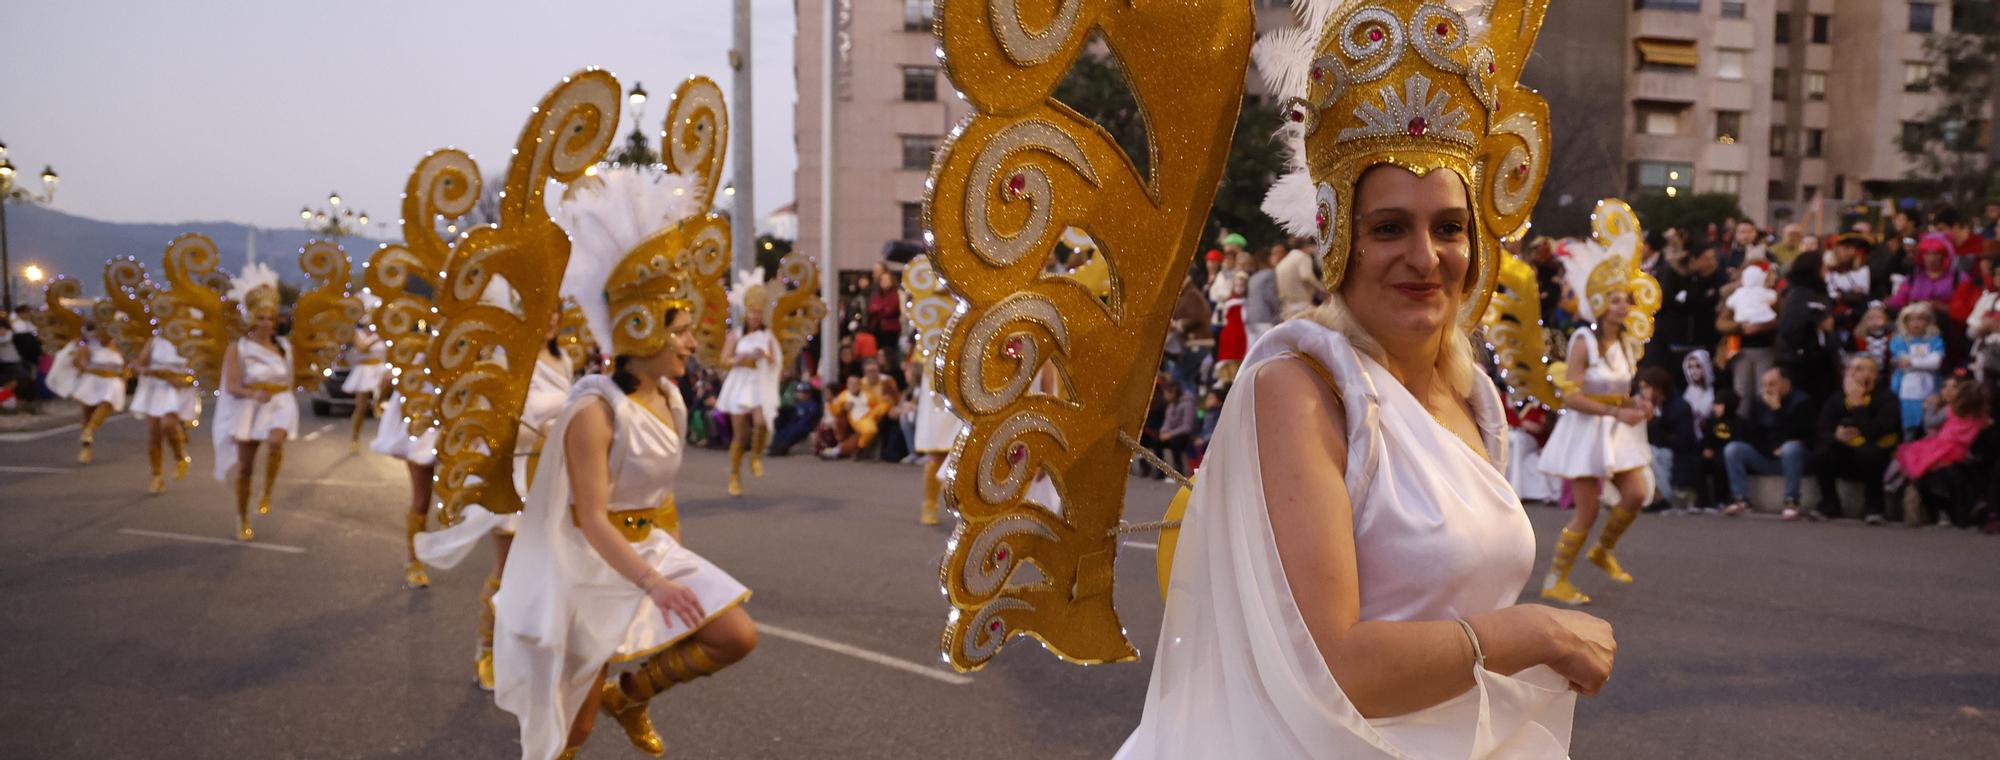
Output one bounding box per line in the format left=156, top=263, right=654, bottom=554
left=1251, top=354, right=1347, bottom=457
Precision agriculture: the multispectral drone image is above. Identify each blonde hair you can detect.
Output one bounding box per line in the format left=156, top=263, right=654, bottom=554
left=1895, top=302, right=1940, bottom=339
left=1298, top=294, right=1478, bottom=398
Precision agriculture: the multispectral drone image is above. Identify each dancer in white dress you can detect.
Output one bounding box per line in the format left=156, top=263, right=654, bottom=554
left=373, top=371, right=441, bottom=587
left=714, top=281, right=779, bottom=497
left=341, top=319, right=389, bottom=449
left=129, top=334, right=202, bottom=494
left=901, top=254, right=963, bottom=525
left=212, top=270, right=300, bottom=541
left=1533, top=216, right=1658, bottom=607
left=46, top=322, right=128, bottom=464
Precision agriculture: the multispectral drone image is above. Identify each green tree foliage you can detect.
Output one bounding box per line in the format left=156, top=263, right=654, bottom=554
left=755, top=234, right=791, bottom=277
left=1905, top=1, right=2000, bottom=207
left=1630, top=192, right=1746, bottom=243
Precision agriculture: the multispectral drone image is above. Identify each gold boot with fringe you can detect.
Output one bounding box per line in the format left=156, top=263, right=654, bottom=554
left=1540, top=527, right=1591, bottom=605
left=750, top=423, right=768, bottom=477
left=1587, top=506, right=1640, bottom=584
left=147, top=437, right=166, bottom=495
left=258, top=442, right=283, bottom=515
left=169, top=421, right=191, bottom=480
left=727, top=435, right=745, bottom=497
left=920, top=457, right=943, bottom=526
left=600, top=638, right=730, bottom=756
left=404, top=511, right=430, bottom=589
left=476, top=575, right=500, bottom=690
left=234, top=473, right=255, bottom=541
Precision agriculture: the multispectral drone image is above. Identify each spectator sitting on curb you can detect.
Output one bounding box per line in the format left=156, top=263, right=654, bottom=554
left=1805, top=355, right=1900, bottom=524
left=1722, top=366, right=1814, bottom=516
left=1638, top=366, right=1698, bottom=513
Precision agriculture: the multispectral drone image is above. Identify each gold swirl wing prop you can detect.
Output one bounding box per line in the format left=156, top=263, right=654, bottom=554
left=928, top=0, right=1254, bottom=672
left=429, top=69, right=619, bottom=523
left=1589, top=198, right=1661, bottom=360
left=658, top=76, right=734, bottom=367
left=291, top=240, right=363, bottom=389
left=1481, top=252, right=1559, bottom=412
left=556, top=297, right=596, bottom=374
left=151, top=233, right=237, bottom=391
left=368, top=148, right=482, bottom=434
left=103, top=257, right=156, bottom=358
left=768, top=250, right=826, bottom=366
left=902, top=253, right=956, bottom=383
left=31, top=275, right=86, bottom=356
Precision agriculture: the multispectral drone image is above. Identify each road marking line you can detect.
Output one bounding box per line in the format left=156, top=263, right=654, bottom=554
left=0, top=422, right=82, bottom=442
left=0, top=465, right=73, bottom=474
left=1122, top=541, right=1158, bottom=551
left=117, top=527, right=308, bottom=554
left=758, top=622, right=973, bottom=686
left=303, top=422, right=336, bottom=441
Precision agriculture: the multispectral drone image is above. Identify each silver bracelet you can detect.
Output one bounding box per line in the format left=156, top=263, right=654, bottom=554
left=1455, top=619, right=1485, bottom=668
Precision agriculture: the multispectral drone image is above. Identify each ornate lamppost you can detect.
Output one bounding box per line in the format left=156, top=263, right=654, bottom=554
left=299, top=191, right=370, bottom=239
left=0, top=140, right=60, bottom=312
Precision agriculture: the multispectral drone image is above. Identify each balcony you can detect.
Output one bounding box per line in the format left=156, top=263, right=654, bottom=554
left=1632, top=69, right=1702, bottom=104
left=1632, top=7, right=1703, bottom=40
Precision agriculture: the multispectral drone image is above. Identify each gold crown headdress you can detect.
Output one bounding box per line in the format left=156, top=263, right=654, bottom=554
left=103, top=257, right=156, bottom=357
left=291, top=240, right=364, bottom=388
left=428, top=68, right=619, bottom=524
left=30, top=275, right=86, bottom=356
left=226, top=262, right=283, bottom=322
left=150, top=233, right=238, bottom=391
left=555, top=297, right=598, bottom=374
left=558, top=76, right=731, bottom=362
left=1258, top=0, right=1551, bottom=325
left=367, top=148, right=482, bottom=437
left=925, top=0, right=1254, bottom=671
left=729, top=269, right=769, bottom=324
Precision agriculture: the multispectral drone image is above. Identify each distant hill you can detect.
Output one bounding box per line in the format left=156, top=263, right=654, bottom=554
left=5, top=203, right=383, bottom=297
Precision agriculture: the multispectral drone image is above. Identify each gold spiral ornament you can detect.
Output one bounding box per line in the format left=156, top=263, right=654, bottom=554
left=103, top=257, right=156, bottom=358
left=32, top=275, right=86, bottom=356
left=152, top=233, right=237, bottom=391
left=292, top=240, right=363, bottom=389
left=768, top=250, right=827, bottom=366
left=368, top=148, right=481, bottom=436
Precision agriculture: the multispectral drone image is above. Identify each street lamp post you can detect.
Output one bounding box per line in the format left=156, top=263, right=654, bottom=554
left=0, top=140, right=61, bottom=312
left=299, top=191, right=369, bottom=239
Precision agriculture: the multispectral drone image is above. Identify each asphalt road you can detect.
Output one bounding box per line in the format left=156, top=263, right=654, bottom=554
left=2, top=410, right=1997, bottom=759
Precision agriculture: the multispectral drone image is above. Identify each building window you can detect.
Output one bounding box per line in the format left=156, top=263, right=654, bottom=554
left=1805, top=71, right=1827, bottom=101
left=1775, top=12, right=1791, bottom=44
left=1632, top=161, right=1695, bottom=197
left=1721, top=1, right=1746, bottom=19
left=1715, top=110, right=1743, bottom=143
left=1712, top=171, right=1744, bottom=195
left=1834, top=174, right=1847, bottom=200
left=1905, top=61, right=1935, bottom=92
left=1806, top=128, right=1825, bottom=157
left=1637, top=104, right=1684, bottom=136
left=1715, top=49, right=1746, bottom=80
left=1811, top=14, right=1830, bottom=43
left=901, top=202, right=925, bottom=242
left=1769, top=179, right=1789, bottom=203
left=902, top=67, right=938, bottom=102
left=904, top=0, right=936, bottom=31
left=1909, top=2, right=1936, bottom=33
left=1901, top=121, right=1928, bottom=152
left=1770, top=125, right=1788, bottom=157
left=1773, top=68, right=1790, bottom=100
left=900, top=135, right=941, bottom=170
left=1635, top=0, right=1701, bottom=11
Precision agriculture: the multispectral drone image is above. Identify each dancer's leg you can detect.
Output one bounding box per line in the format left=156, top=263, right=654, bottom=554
left=601, top=606, right=758, bottom=755
left=258, top=430, right=287, bottom=515
left=404, top=461, right=434, bottom=589
left=235, top=441, right=261, bottom=541
left=1588, top=468, right=1648, bottom=584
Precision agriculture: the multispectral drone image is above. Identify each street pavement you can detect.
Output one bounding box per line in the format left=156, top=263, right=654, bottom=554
left=2, top=409, right=1998, bottom=759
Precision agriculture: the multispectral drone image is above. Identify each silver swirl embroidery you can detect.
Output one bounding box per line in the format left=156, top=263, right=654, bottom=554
left=963, top=120, right=1099, bottom=269
left=961, top=597, right=1035, bottom=663
left=1489, top=111, right=1543, bottom=216
left=1313, top=182, right=1338, bottom=262
left=1334, top=8, right=1405, bottom=84
left=957, top=293, right=1069, bottom=415
left=988, top=0, right=1083, bottom=66
left=1408, top=4, right=1471, bottom=75
left=961, top=515, right=1058, bottom=597
left=976, top=413, right=1067, bottom=506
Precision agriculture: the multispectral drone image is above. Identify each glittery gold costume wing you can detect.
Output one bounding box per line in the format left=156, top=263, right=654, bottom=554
left=291, top=241, right=363, bottom=389
left=150, top=233, right=237, bottom=391
left=658, top=77, right=734, bottom=367
left=901, top=254, right=956, bottom=382
left=103, top=257, right=156, bottom=358
left=768, top=250, right=826, bottom=366
left=928, top=0, right=1254, bottom=671
left=31, top=275, right=85, bottom=356
left=368, top=149, right=481, bottom=435
left=429, top=69, right=619, bottom=523
left=1482, top=252, right=1559, bottom=411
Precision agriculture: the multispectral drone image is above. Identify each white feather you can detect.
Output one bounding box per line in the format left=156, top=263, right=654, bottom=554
left=226, top=262, right=280, bottom=303
left=1262, top=170, right=1321, bottom=239
left=1252, top=26, right=1319, bottom=102
left=556, top=166, right=704, bottom=351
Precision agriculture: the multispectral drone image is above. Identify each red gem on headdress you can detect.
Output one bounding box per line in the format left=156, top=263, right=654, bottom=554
left=1408, top=117, right=1429, bottom=136
left=1367, top=27, right=1383, bottom=42
left=989, top=620, right=1003, bottom=633
left=1436, top=22, right=1450, bottom=37
left=1008, top=443, right=1027, bottom=465
left=1002, top=336, right=1025, bottom=358
left=996, top=547, right=1010, bottom=562
left=1315, top=211, right=1328, bottom=229
left=1310, top=66, right=1324, bottom=82
left=1287, top=108, right=1306, bottom=123
left=1006, top=173, right=1027, bottom=195
left=1488, top=62, right=1496, bottom=74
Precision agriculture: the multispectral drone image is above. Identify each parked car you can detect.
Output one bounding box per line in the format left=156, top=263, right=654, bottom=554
left=310, top=366, right=359, bottom=417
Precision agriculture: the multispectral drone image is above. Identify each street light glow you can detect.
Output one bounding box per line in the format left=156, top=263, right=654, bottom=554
left=23, top=265, right=45, bottom=283
left=329, top=192, right=342, bottom=207
left=629, top=82, right=648, bottom=108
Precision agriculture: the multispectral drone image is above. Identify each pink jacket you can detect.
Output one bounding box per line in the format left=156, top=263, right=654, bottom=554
left=1896, top=412, right=1989, bottom=481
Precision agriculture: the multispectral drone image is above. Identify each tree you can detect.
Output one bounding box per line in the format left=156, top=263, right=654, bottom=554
left=1630, top=192, right=1746, bottom=246
left=1904, top=1, right=2000, bottom=209
left=1051, top=48, right=1285, bottom=252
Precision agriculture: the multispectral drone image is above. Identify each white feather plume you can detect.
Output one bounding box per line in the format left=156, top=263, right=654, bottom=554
left=226, top=261, right=280, bottom=303
left=1262, top=170, right=1321, bottom=239
left=727, top=267, right=767, bottom=311
left=556, top=166, right=704, bottom=353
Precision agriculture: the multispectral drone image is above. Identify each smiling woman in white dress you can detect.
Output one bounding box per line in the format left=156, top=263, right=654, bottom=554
left=213, top=276, right=299, bottom=542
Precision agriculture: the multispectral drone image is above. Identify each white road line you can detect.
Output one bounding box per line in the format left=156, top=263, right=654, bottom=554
left=758, top=622, right=973, bottom=686
left=0, top=465, right=72, bottom=474
left=0, top=422, right=82, bottom=443
left=1122, top=541, right=1158, bottom=551
left=117, top=527, right=308, bottom=554
left=296, top=478, right=396, bottom=488
left=303, top=422, right=335, bottom=441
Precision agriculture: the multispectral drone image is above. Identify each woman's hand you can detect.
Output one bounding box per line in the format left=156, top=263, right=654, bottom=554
left=1533, top=606, right=1617, bottom=695
left=1614, top=406, right=1648, bottom=426
left=646, top=577, right=706, bottom=629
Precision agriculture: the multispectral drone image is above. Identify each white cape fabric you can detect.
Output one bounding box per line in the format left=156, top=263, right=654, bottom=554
left=1538, top=331, right=1649, bottom=480
left=1116, top=321, right=1575, bottom=760
left=130, top=338, right=203, bottom=420
left=911, top=371, right=963, bottom=454
left=714, top=329, right=782, bottom=427
left=47, top=341, right=128, bottom=409
left=493, top=377, right=749, bottom=760
left=370, top=392, right=439, bottom=466
left=210, top=339, right=299, bottom=481
left=414, top=355, right=570, bottom=570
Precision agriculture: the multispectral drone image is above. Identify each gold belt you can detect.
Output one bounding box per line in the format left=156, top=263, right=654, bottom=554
left=149, top=369, right=196, bottom=387
left=1584, top=393, right=1632, bottom=406
left=247, top=383, right=291, bottom=395
left=356, top=359, right=384, bottom=366
left=572, top=496, right=680, bottom=542
left=85, top=367, right=124, bottom=378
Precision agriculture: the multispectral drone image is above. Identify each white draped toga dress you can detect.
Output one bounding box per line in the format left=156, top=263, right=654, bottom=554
left=911, top=370, right=963, bottom=454
left=493, top=375, right=750, bottom=760
left=47, top=339, right=128, bottom=410
left=340, top=329, right=390, bottom=395
left=415, top=351, right=573, bottom=569
left=210, top=338, right=299, bottom=480
left=128, top=337, right=202, bottom=421
left=1116, top=320, right=1576, bottom=759
left=1537, top=330, right=1650, bottom=480
left=714, top=329, right=781, bottom=427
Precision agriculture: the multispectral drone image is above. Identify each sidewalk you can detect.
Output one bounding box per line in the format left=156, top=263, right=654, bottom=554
left=0, top=400, right=83, bottom=434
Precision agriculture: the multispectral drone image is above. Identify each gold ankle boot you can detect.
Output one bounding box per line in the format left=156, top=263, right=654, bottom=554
left=750, top=425, right=768, bottom=477
left=727, top=437, right=745, bottom=496
left=170, top=423, right=191, bottom=480
left=78, top=440, right=93, bottom=464
left=601, top=639, right=728, bottom=756
left=476, top=576, right=500, bottom=691
left=404, top=511, right=430, bottom=589
left=147, top=440, right=166, bottom=494
left=1587, top=506, right=1639, bottom=584
left=1540, top=527, right=1590, bottom=605
left=234, top=475, right=255, bottom=541
left=256, top=443, right=284, bottom=515
left=920, top=458, right=943, bottom=526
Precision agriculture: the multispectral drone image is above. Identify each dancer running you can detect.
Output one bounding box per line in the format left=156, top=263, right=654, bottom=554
left=212, top=264, right=297, bottom=541
left=714, top=279, right=778, bottom=497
